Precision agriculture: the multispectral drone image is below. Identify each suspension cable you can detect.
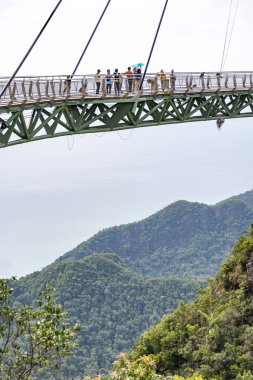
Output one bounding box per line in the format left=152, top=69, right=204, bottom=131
left=0, top=0, right=63, bottom=99
left=220, top=0, right=233, bottom=72
left=140, top=0, right=169, bottom=90
left=71, top=0, right=111, bottom=77
left=223, top=0, right=240, bottom=70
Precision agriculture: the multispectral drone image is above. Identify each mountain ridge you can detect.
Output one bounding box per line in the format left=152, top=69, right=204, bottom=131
left=56, top=191, right=253, bottom=277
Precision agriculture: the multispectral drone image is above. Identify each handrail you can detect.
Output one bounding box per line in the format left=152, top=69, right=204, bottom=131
left=0, top=71, right=253, bottom=104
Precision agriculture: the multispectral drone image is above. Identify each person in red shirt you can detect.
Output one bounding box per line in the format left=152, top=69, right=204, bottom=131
left=124, top=67, right=133, bottom=93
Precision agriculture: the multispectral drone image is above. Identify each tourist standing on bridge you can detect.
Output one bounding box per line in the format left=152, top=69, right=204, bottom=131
left=63, top=75, right=72, bottom=94
left=123, top=67, right=133, bottom=93
left=134, top=68, right=142, bottom=92
left=113, top=69, right=121, bottom=95
left=94, top=69, right=102, bottom=94
left=157, top=70, right=169, bottom=91
left=170, top=69, right=176, bottom=91
left=105, top=69, right=112, bottom=95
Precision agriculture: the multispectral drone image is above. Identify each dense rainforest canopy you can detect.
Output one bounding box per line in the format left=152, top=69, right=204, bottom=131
left=13, top=253, right=202, bottom=378
left=58, top=191, right=253, bottom=278
left=8, top=189, right=253, bottom=378
left=114, top=225, right=253, bottom=379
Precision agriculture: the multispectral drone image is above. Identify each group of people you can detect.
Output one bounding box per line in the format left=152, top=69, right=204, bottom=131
left=63, top=68, right=176, bottom=96
left=93, top=67, right=176, bottom=95
left=94, top=67, right=143, bottom=95
left=157, top=69, right=176, bottom=91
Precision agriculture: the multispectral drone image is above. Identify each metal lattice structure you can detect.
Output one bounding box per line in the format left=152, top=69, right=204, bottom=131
left=1, top=71, right=253, bottom=148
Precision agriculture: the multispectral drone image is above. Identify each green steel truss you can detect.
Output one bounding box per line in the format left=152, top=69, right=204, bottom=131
left=1, top=91, right=253, bottom=148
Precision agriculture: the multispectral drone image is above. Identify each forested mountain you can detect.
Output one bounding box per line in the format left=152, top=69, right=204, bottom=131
left=57, top=192, right=253, bottom=277
left=219, top=189, right=253, bottom=208
left=12, top=189, right=253, bottom=378
left=14, top=253, right=202, bottom=378
left=117, top=225, right=253, bottom=379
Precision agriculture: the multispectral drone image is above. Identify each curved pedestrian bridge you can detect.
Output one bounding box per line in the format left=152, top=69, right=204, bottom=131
left=0, top=71, right=252, bottom=103
left=0, top=71, right=253, bottom=148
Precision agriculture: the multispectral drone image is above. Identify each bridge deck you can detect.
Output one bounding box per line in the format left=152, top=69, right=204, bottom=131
left=0, top=71, right=252, bottom=108
left=1, top=71, right=253, bottom=148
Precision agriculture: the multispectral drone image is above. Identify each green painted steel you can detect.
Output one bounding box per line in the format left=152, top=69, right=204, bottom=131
left=1, top=91, right=253, bottom=148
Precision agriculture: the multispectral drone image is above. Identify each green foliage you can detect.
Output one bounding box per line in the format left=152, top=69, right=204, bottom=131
left=0, top=279, right=79, bottom=380
left=110, top=354, right=217, bottom=380
left=11, top=190, right=253, bottom=378
left=58, top=198, right=253, bottom=278
left=236, top=372, right=253, bottom=380
left=112, top=227, right=253, bottom=379
left=111, top=353, right=161, bottom=380
left=14, top=253, right=203, bottom=378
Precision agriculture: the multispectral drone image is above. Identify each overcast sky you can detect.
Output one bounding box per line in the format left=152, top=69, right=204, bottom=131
left=1, top=0, right=253, bottom=278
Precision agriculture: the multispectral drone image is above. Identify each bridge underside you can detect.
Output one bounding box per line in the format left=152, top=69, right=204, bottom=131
left=0, top=91, right=253, bottom=148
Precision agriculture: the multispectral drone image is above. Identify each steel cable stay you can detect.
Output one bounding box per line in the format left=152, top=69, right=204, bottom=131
left=0, top=0, right=63, bottom=100
left=223, top=0, right=240, bottom=70
left=220, top=0, right=233, bottom=73
left=220, top=0, right=240, bottom=73
left=71, top=0, right=111, bottom=77
left=216, top=0, right=240, bottom=129
left=140, top=0, right=169, bottom=90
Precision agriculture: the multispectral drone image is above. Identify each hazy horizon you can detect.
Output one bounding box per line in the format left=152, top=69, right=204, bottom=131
left=1, top=0, right=253, bottom=278
left=1, top=117, right=253, bottom=278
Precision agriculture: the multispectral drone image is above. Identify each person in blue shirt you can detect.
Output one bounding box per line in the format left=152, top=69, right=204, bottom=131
left=113, top=69, right=121, bottom=95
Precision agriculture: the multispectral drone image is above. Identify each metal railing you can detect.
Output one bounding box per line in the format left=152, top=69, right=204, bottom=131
left=0, top=71, right=253, bottom=104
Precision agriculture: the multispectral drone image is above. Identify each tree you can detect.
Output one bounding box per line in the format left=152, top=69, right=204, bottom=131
left=0, top=278, right=80, bottom=379
left=110, top=353, right=164, bottom=380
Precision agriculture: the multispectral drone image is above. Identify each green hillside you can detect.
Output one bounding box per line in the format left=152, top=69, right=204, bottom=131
left=14, top=253, right=202, bottom=378
left=116, top=225, right=253, bottom=379
left=57, top=194, right=253, bottom=277
left=11, top=189, right=253, bottom=378
left=219, top=189, right=253, bottom=208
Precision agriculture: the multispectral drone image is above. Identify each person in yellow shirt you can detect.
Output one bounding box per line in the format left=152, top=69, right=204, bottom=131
left=157, top=70, right=169, bottom=91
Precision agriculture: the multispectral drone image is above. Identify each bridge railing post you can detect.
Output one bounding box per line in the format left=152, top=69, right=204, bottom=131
left=200, top=73, right=205, bottom=91
left=22, top=80, right=27, bottom=100
left=29, top=81, right=33, bottom=99
left=36, top=80, right=41, bottom=100
left=242, top=74, right=246, bottom=88
left=51, top=80, right=56, bottom=99
left=207, top=75, right=211, bottom=89
left=216, top=73, right=221, bottom=90
left=125, top=77, right=129, bottom=94
left=185, top=75, right=190, bottom=91
left=154, top=76, right=158, bottom=92
left=189, top=75, right=193, bottom=90
left=224, top=74, right=229, bottom=88
left=67, top=80, right=71, bottom=97
left=10, top=82, right=17, bottom=100
left=250, top=75, right=253, bottom=90
left=233, top=74, right=237, bottom=90
left=45, top=80, right=50, bottom=97
left=59, top=79, right=63, bottom=95
left=101, top=77, right=106, bottom=96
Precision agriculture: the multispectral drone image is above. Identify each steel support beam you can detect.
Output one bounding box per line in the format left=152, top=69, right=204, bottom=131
left=1, top=92, right=253, bottom=148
